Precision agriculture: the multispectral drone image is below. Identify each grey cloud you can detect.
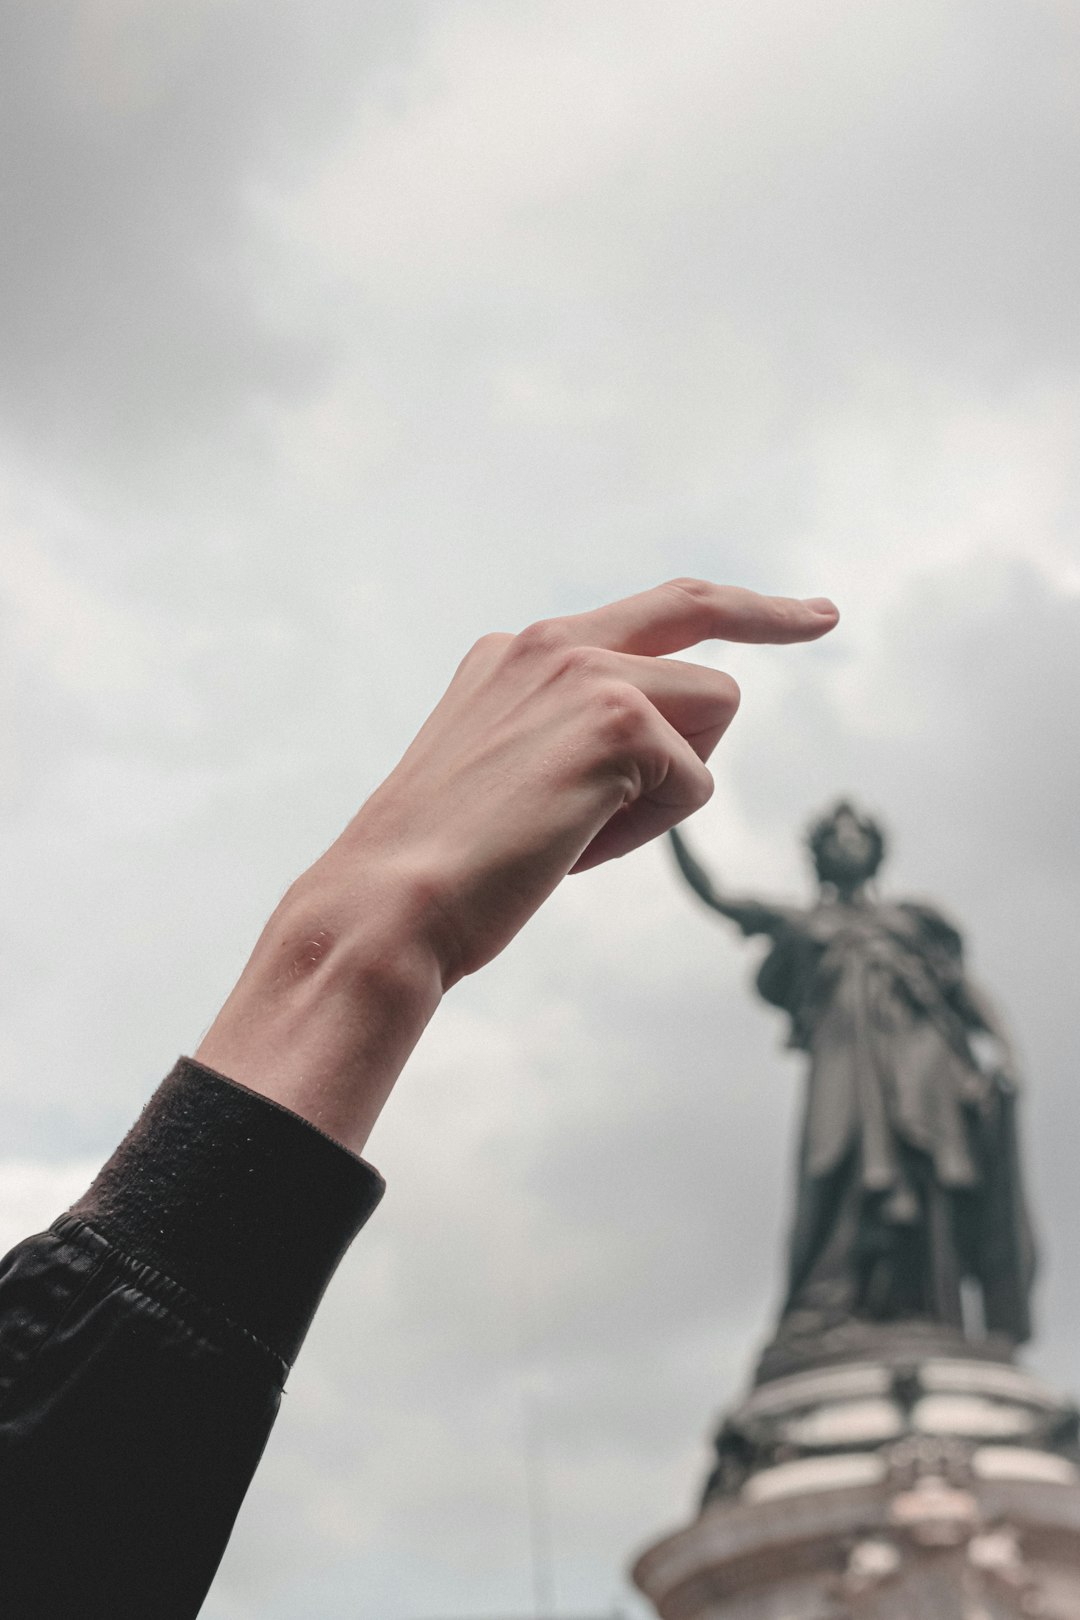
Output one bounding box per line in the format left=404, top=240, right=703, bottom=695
left=2, top=4, right=1079, bottom=1617
left=0, top=2, right=420, bottom=478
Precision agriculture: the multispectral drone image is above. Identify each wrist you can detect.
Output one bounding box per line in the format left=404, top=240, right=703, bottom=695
left=196, top=870, right=445, bottom=1155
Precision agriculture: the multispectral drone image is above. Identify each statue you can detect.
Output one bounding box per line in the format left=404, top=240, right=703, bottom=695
left=669, top=801, right=1036, bottom=1359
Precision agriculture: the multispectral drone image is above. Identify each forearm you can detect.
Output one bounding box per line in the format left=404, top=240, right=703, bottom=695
left=195, top=864, right=446, bottom=1155
left=715, top=896, right=782, bottom=936
left=668, top=831, right=782, bottom=936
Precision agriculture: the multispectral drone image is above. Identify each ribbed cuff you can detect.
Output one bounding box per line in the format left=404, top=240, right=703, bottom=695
left=68, top=1057, right=386, bottom=1365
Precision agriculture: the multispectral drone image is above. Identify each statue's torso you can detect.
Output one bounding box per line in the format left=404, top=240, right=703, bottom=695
left=760, top=899, right=963, bottom=1040
left=757, top=897, right=984, bottom=1189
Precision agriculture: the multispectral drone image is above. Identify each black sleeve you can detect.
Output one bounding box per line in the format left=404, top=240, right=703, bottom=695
left=0, top=1057, right=385, bottom=1620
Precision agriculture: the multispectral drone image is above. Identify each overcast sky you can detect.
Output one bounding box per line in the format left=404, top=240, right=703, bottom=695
left=2, top=3, right=1079, bottom=1616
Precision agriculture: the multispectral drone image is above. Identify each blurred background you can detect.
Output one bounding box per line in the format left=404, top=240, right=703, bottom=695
left=1, top=3, right=1078, bottom=1616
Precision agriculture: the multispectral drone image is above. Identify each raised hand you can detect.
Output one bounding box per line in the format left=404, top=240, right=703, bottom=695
left=197, top=579, right=837, bottom=1149
left=312, top=579, right=837, bottom=983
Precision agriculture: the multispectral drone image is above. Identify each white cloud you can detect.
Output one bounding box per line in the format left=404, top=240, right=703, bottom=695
left=0, top=1160, right=99, bottom=1259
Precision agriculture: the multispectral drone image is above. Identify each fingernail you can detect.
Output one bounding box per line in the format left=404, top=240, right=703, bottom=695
left=802, top=597, right=838, bottom=617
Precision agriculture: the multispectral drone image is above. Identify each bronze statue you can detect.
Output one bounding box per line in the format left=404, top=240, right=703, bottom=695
left=670, top=802, right=1036, bottom=1351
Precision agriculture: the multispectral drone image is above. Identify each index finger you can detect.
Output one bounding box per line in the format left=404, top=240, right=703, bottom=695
left=557, top=578, right=838, bottom=656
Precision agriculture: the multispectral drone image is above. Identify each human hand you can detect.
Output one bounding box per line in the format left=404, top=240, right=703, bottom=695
left=197, top=579, right=837, bottom=1150
left=304, top=579, right=838, bottom=989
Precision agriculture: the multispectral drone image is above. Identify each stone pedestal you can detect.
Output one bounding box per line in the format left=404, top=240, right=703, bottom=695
left=631, top=1355, right=1080, bottom=1619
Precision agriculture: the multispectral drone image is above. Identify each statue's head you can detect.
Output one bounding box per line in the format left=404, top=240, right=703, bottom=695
left=806, top=799, right=886, bottom=891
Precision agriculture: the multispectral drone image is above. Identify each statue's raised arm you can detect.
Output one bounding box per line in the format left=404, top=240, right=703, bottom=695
left=668, top=826, right=794, bottom=938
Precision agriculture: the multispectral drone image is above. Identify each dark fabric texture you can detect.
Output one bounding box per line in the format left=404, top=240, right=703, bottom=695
left=69, top=1056, right=386, bottom=1364
left=0, top=1057, right=386, bottom=1619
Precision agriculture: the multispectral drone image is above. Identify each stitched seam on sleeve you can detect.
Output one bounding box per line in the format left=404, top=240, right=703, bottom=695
left=49, top=1215, right=289, bottom=1384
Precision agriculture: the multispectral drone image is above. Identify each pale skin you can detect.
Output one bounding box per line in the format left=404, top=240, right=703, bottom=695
left=196, top=580, right=839, bottom=1154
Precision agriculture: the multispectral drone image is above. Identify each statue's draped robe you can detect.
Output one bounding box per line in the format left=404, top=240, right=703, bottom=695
left=755, top=900, right=1035, bottom=1340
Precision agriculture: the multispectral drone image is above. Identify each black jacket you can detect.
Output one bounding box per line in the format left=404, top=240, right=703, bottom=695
left=0, top=1058, right=385, bottom=1619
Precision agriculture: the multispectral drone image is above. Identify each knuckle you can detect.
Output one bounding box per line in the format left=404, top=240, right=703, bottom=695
left=664, top=576, right=713, bottom=608
left=714, top=670, right=741, bottom=713
left=512, top=618, right=566, bottom=660
left=596, top=684, right=652, bottom=747
left=474, top=630, right=513, bottom=656
left=591, top=689, right=659, bottom=802
left=455, top=631, right=511, bottom=676
left=512, top=631, right=609, bottom=685
left=555, top=643, right=604, bottom=680
left=691, top=765, right=716, bottom=809
left=469, top=628, right=514, bottom=660
left=765, top=596, right=803, bottom=637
